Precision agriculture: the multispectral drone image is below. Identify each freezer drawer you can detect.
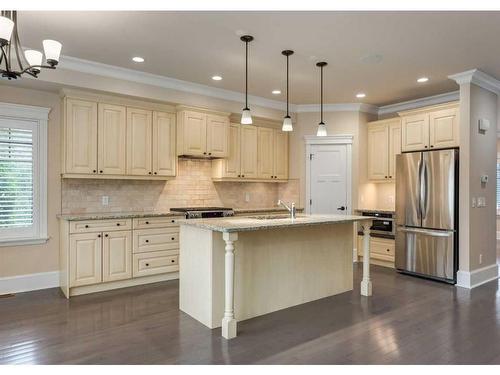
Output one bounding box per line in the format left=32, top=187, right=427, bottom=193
left=395, top=226, right=455, bottom=282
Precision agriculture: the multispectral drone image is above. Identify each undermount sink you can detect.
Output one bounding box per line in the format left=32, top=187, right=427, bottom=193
left=251, top=214, right=305, bottom=220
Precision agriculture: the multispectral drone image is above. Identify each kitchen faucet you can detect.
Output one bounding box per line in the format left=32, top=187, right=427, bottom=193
left=277, top=199, right=296, bottom=219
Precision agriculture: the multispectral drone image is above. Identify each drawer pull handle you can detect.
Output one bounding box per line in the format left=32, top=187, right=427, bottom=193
left=85, top=225, right=89, bottom=228
left=171, top=237, right=175, bottom=240
left=145, top=263, right=149, bottom=267
left=145, top=240, right=149, bottom=243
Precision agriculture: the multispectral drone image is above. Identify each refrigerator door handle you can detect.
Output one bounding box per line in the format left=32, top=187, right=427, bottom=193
left=398, top=227, right=453, bottom=237
left=422, top=159, right=429, bottom=220
left=417, top=158, right=423, bottom=220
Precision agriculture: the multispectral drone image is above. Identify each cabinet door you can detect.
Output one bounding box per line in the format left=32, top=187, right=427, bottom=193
left=152, top=111, right=176, bottom=176
left=388, top=121, right=402, bottom=180
left=222, top=124, right=241, bottom=178
left=429, top=107, right=459, bottom=149
left=240, top=125, right=258, bottom=178
left=367, top=124, right=389, bottom=180
left=126, top=108, right=152, bottom=176
left=182, top=111, right=207, bottom=156
left=102, top=230, right=132, bottom=282
left=257, top=127, right=275, bottom=179
left=401, top=113, right=429, bottom=151
left=69, top=232, right=102, bottom=287
left=65, top=99, right=98, bottom=174
left=98, top=103, right=126, bottom=175
left=273, top=130, right=288, bottom=180
left=206, top=114, right=230, bottom=157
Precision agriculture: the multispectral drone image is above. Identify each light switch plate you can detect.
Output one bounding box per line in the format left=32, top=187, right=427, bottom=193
left=244, top=192, right=250, bottom=202
left=477, top=197, right=486, bottom=207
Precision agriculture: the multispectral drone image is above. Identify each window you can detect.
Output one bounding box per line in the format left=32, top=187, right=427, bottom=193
left=0, top=103, right=49, bottom=245
left=497, top=157, right=500, bottom=210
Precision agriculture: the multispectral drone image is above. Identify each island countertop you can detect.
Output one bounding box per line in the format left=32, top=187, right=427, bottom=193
left=178, top=214, right=371, bottom=233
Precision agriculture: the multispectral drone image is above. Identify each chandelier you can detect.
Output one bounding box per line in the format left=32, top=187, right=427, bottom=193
left=0, top=10, right=62, bottom=80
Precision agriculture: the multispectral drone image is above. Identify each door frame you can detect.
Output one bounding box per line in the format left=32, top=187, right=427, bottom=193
left=305, top=135, right=353, bottom=215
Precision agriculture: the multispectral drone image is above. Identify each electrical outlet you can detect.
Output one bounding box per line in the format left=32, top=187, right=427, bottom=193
left=244, top=192, right=250, bottom=203
left=102, top=196, right=109, bottom=206
left=477, top=197, right=486, bottom=207
left=472, top=197, right=476, bottom=208
left=479, top=254, right=483, bottom=264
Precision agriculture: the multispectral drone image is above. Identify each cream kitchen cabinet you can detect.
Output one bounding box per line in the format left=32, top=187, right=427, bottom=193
left=60, top=215, right=182, bottom=298
left=98, top=103, right=127, bottom=175
left=176, top=107, right=230, bottom=158
left=62, top=94, right=176, bottom=179
left=367, top=118, right=401, bottom=181
left=400, top=102, right=459, bottom=152
left=257, top=127, right=275, bottom=179
left=212, top=123, right=259, bottom=180
left=357, top=235, right=395, bottom=268
left=273, top=130, right=289, bottom=179
left=64, top=98, right=98, bottom=174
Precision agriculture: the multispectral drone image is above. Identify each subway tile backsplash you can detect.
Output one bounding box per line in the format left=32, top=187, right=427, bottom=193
left=62, top=158, right=300, bottom=214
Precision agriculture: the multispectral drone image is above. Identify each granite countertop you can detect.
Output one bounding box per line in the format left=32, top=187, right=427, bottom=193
left=57, top=211, right=182, bottom=221
left=178, top=214, right=371, bottom=233
left=355, top=208, right=395, bottom=214
left=233, top=207, right=304, bottom=215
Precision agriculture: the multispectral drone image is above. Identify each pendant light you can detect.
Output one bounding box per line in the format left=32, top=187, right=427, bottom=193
left=316, top=61, right=328, bottom=137
left=240, top=35, right=254, bottom=125
left=281, top=50, right=294, bottom=131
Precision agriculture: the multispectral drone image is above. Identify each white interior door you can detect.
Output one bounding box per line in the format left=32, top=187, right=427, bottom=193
left=309, top=144, right=349, bottom=215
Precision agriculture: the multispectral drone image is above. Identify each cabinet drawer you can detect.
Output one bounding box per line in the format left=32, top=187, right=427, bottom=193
left=133, top=216, right=182, bottom=229
left=370, top=238, right=395, bottom=257
left=133, top=251, right=179, bottom=277
left=133, top=227, right=179, bottom=253
left=70, top=219, right=132, bottom=233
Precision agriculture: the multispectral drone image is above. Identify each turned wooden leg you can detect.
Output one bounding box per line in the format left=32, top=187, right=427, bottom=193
left=360, top=221, right=373, bottom=296
left=222, top=232, right=238, bottom=339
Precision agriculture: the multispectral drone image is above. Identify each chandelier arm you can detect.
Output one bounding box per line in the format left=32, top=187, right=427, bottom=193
left=20, top=64, right=55, bottom=75
left=12, top=12, right=27, bottom=72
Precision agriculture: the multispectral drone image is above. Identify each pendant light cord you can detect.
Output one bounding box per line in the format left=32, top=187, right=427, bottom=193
left=320, top=64, right=323, bottom=123
left=286, top=54, right=289, bottom=116
left=245, top=40, right=248, bottom=109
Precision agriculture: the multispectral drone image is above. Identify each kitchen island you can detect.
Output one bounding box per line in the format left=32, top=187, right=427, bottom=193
left=179, top=214, right=373, bottom=339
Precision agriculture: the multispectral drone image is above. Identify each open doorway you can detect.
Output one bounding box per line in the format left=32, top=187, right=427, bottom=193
left=497, top=138, right=500, bottom=265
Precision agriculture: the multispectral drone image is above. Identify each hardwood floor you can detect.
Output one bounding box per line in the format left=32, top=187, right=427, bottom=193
left=1, top=263, right=500, bottom=364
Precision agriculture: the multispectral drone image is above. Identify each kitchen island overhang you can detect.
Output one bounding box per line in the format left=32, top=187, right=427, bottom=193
left=178, top=214, right=373, bottom=339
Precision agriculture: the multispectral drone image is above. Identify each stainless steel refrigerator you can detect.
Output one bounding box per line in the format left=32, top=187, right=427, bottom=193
left=395, top=149, right=458, bottom=283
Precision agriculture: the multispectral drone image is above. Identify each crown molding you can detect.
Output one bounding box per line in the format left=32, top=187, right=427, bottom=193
left=295, top=103, right=378, bottom=114
left=378, top=91, right=459, bottom=116
left=59, top=55, right=290, bottom=112
left=448, top=69, right=500, bottom=94
left=0, top=102, right=51, bottom=120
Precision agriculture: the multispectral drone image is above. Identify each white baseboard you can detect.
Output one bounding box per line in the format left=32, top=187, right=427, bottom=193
left=456, top=264, right=499, bottom=289
left=0, top=271, right=60, bottom=295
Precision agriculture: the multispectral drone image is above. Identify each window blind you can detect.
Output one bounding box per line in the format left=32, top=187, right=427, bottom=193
left=0, top=127, right=34, bottom=229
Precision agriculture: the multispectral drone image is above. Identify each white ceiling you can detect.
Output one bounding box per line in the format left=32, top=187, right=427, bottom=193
left=15, top=11, right=500, bottom=106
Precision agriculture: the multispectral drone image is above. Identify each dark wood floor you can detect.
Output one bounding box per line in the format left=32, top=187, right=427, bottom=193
left=1, top=262, right=500, bottom=364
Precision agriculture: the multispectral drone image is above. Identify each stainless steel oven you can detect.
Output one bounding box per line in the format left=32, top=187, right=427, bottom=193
left=358, top=211, right=395, bottom=237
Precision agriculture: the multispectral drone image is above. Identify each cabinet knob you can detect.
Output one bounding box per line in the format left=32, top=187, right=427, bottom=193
left=203, top=152, right=207, bottom=155
left=430, top=145, right=434, bottom=148
left=145, top=263, right=149, bottom=267
left=386, top=249, right=390, bottom=252
left=171, top=237, right=175, bottom=240
left=154, top=172, right=157, bottom=175
left=105, top=234, right=108, bottom=237
left=171, top=259, right=175, bottom=263
left=99, top=170, right=103, bottom=173
left=208, top=152, right=212, bottom=156
left=171, top=219, right=175, bottom=223
left=389, top=176, right=392, bottom=179
left=242, top=174, right=245, bottom=178
left=116, top=223, right=120, bottom=226
left=425, top=145, right=428, bottom=148
left=97, top=234, right=101, bottom=238
left=385, top=176, right=388, bottom=178
left=148, top=171, right=152, bottom=175
left=85, top=225, right=89, bottom=228
left=145, top=221, right=149, bottom=224
left=145, top=239, right=149, bottom=243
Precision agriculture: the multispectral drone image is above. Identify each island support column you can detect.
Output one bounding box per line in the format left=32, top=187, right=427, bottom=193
left=360, top=222, right=373, bottom=296
left=222, top=232, right=238, bottom=339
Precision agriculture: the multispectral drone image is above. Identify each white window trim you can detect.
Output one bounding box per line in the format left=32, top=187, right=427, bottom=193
left=0, top=102, right=50, bottom=246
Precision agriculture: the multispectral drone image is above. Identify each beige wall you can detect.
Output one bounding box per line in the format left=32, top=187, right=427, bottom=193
left=458, top=82, right=498, bottom=272
left=290, top=110, right=377, bottom=210
left=0, top=85, right=61, bottom=278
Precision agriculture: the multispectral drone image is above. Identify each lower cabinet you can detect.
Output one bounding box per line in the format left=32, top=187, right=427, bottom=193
left=61, top=215, right=182, bottom=298
left=357, top=235, right=395, bottom=268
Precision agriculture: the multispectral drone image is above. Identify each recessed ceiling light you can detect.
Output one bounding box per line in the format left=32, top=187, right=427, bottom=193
left=132, top=56, right=144, bottom=63
left=272, top=90, right=281, bottom=95
left=356, top=93, right=366, bottom=98
left=417, top=77, right=429, bottom=83
left=212, top=75, right=222, bottom=81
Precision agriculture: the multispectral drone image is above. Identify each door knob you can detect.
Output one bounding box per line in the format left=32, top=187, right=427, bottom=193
left=337, top=206, right=346, bottom=211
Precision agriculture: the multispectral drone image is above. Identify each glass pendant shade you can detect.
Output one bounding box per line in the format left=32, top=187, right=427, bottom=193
left=316, top=122, right=327, bottom=137
left=24, top=50, right=43, bottom=70
left=43, top=39, right=62, bottom=65
left=241, top=108, right=253, bottom=125
left=0, top=16, right=14, bottom=45
left=282, top=116, right=293, bottom=131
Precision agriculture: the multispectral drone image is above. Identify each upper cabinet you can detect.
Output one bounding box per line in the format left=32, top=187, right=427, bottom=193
left=400, top=102, right=459, bottom=152
left=367, top=118, right=401, bottom=181
left=176, top=107, right=230, bottom=158
left=212, top=124, right=288, bottom=182
left=62, top=95, right=176, bottom=179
